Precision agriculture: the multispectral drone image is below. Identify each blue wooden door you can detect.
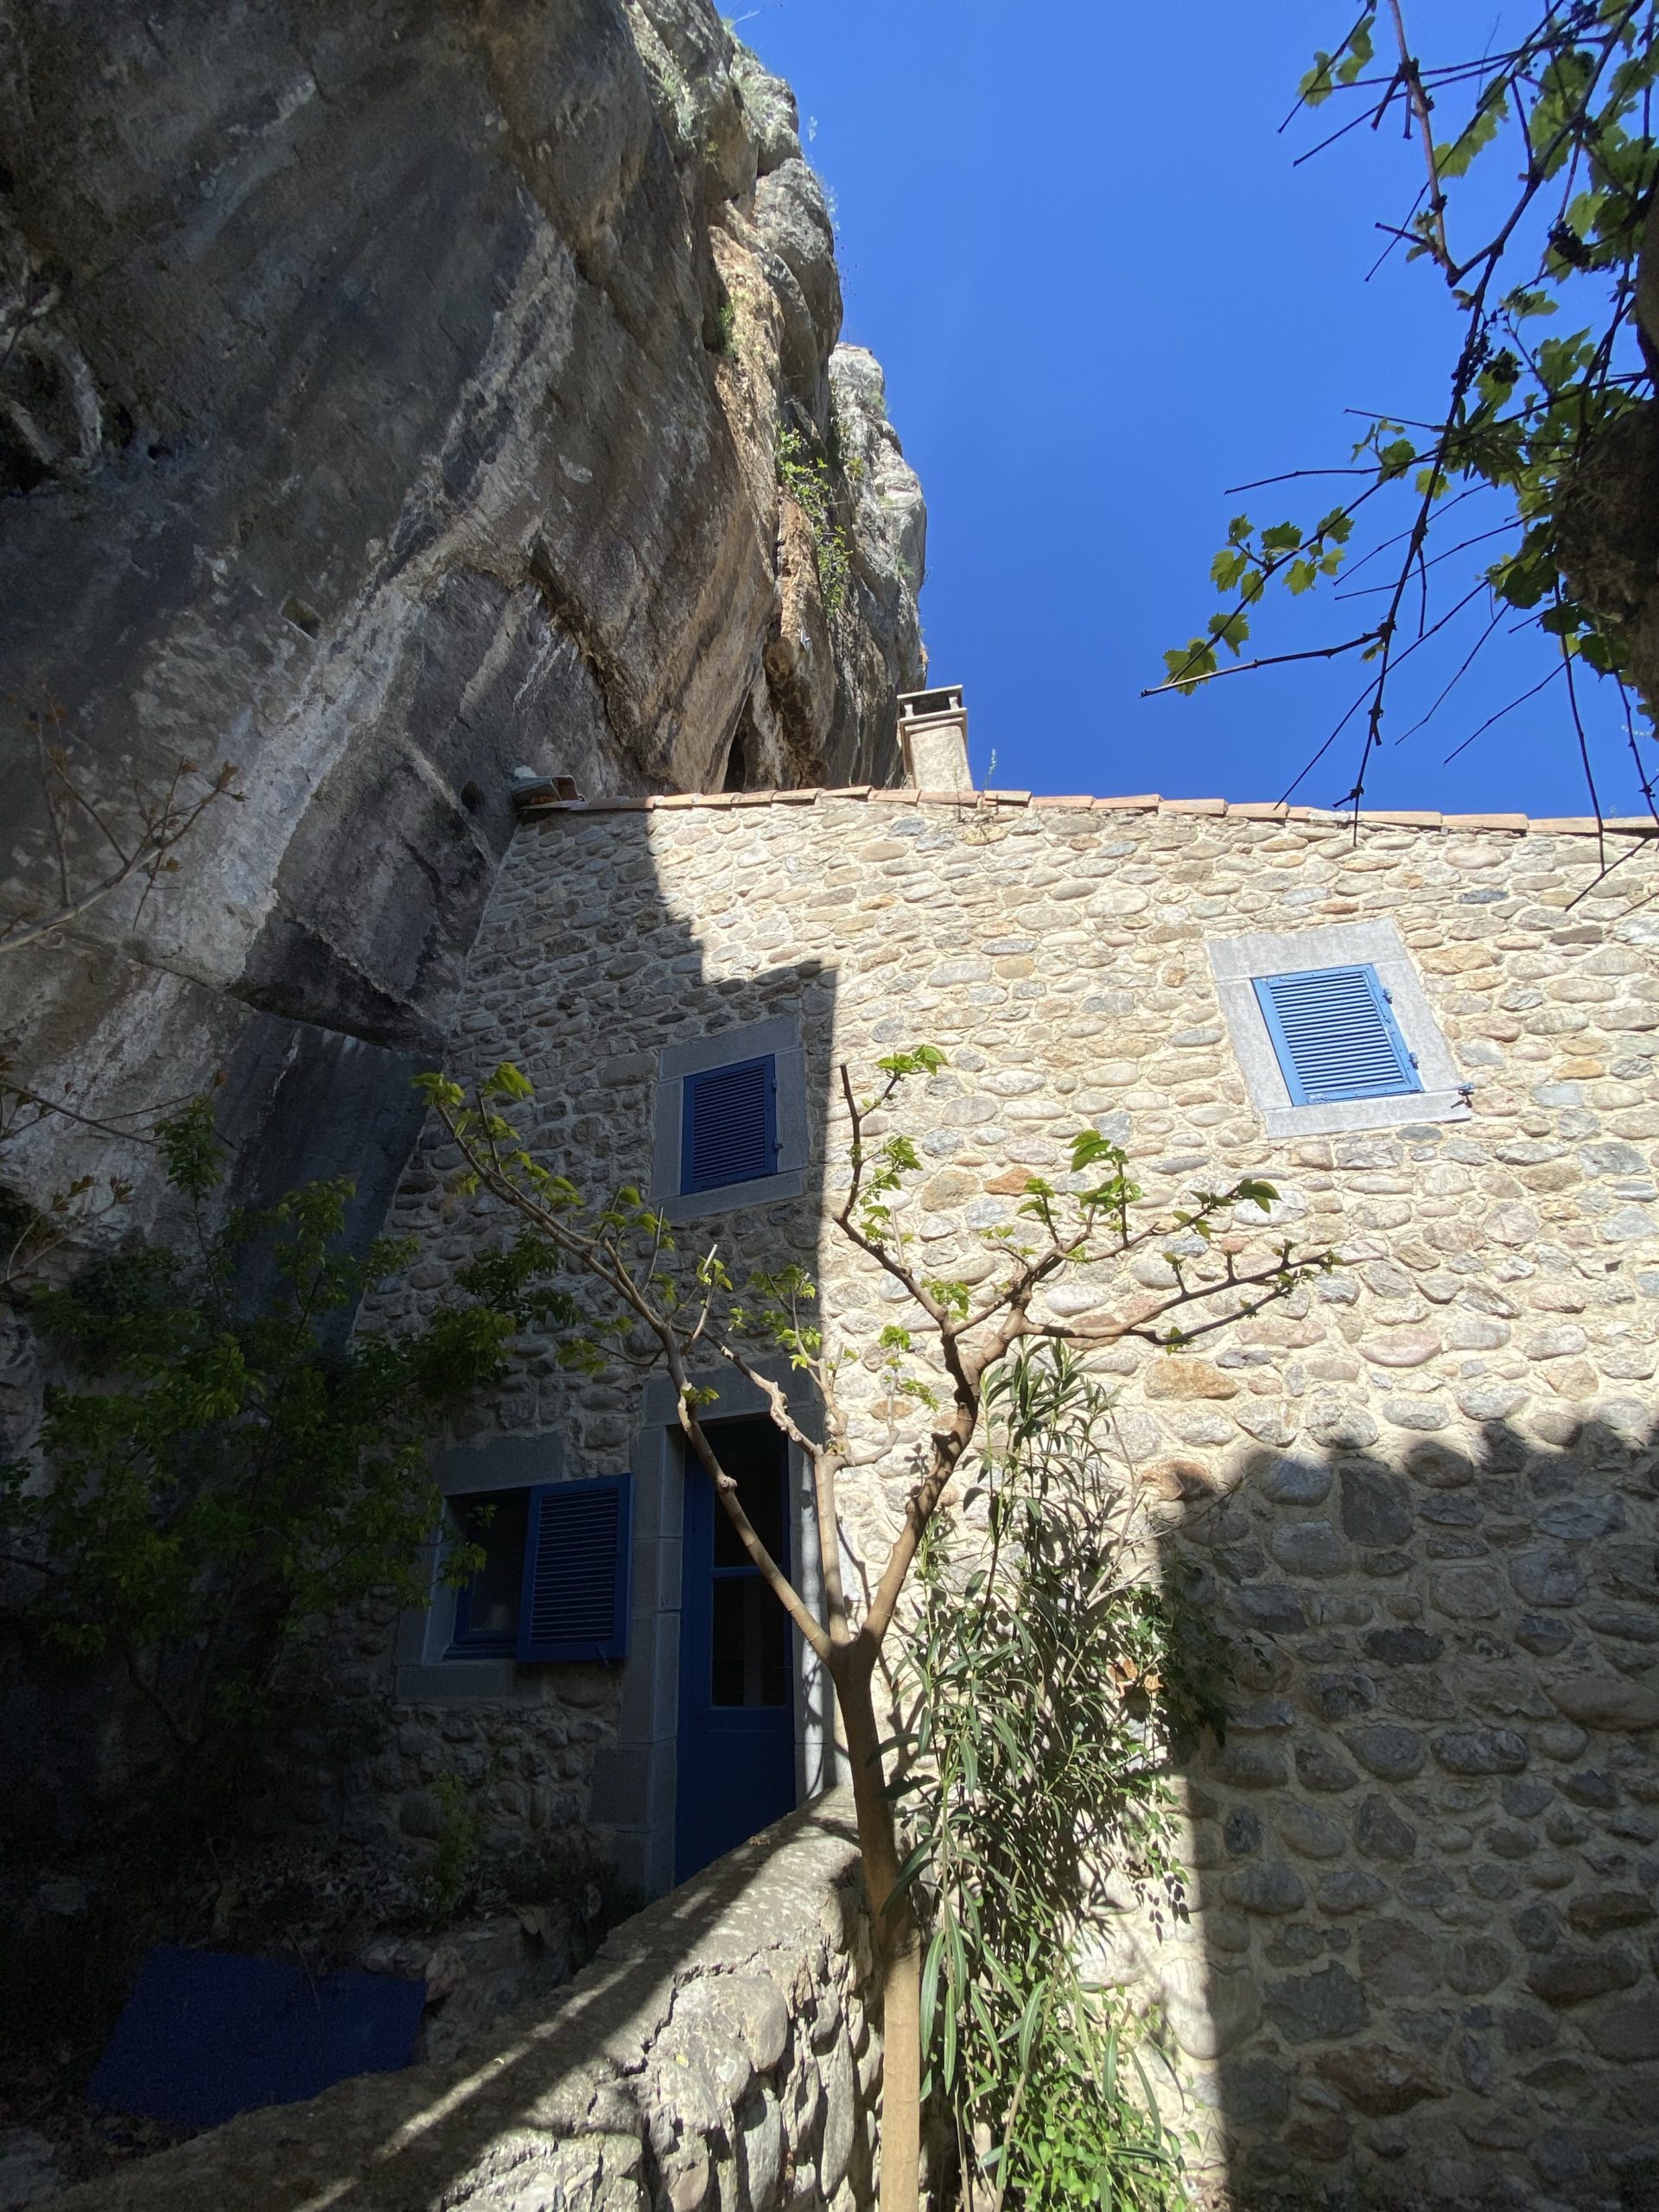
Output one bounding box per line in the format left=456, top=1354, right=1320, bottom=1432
left=676, top=1417, right=797, bottom=1881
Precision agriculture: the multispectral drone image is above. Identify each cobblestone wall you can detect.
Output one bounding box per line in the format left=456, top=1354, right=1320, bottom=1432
left=44, top=1796, right=875, bottom=2212
left=362, top=786, right=1659, bottom=2209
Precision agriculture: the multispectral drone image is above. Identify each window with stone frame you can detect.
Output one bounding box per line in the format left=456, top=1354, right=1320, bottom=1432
left=1209, top=920, right=1471, bottom=1140
left=649, top=1014, right=810, bottom=1223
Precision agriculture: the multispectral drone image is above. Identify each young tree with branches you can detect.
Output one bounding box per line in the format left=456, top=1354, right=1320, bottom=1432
left=417, top=1049, right=1338, bottom=2212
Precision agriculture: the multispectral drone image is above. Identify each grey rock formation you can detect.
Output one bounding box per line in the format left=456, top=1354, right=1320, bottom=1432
left=0, top=0, right=925, bottom=1236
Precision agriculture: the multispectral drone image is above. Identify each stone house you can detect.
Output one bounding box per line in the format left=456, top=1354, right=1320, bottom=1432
left=350, top=746, right=1659, bottom=2209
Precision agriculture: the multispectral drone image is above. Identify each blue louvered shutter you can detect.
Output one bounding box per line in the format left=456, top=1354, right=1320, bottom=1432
left=1252, top=964, right=1421, bottom=1105
left=680, top=1056, right=779, bottom=1192
left=515, top=1476, right=632, bottom=1663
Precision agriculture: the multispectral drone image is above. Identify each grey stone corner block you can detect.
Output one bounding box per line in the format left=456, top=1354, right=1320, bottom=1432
left=430, top=1429, right=565, bottom=1496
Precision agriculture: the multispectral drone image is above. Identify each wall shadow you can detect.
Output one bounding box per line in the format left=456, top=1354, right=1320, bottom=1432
left=306, top=798, right=849, bottom=2203
left=1147, top=1407, right=1659, bottom=2209
left=3, top=797, right=855, bottom=2201
left=439, top=801, right=843, bottom=1894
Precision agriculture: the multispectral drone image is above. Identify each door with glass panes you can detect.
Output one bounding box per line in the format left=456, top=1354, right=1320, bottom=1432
left=675, top=1417, right=797, bottom=1880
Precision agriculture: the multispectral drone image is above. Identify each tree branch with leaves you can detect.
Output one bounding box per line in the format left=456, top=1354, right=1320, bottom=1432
left=1156, top=3, right=1659, bottom=831
left=0, top=1097, right=549, bottom=1829
left=416, top=1048, right=1338, bottom=2212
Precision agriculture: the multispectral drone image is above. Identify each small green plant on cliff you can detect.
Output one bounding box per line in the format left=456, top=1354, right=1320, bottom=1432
left=1161, top=5, right=1659, bottom=821
left=896, top=1344, right=1224, bottom=2212
left=0, top=1096, right=564, bottom=1829
left=414, top=1052, right=1336, bottom=2212
left=777, top=424, right=852, bottom=615
left=826, top=395, right=867, bottom=486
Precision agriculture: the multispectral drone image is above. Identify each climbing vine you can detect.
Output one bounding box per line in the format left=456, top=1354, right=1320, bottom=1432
left=1160, top=4, right=1659, bottom=822
left=777, top=423, right=852, bottom=616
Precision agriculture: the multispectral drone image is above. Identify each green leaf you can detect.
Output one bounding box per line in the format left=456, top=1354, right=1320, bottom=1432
left=1069, top=1128, right=1127, bottom=1173
left=1433, top=83, right=1507, bottom=181
left=483, top=1062, right=535, bottom=1101
left=1160, top=638, right=1217, bottom=693
left=156, top=1096, right=226, bottom=1199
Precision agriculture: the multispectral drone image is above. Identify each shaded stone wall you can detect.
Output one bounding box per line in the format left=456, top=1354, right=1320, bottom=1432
left=42, top=1795, right=878, bottom=2212
left=368, top=785, right=1659, bottom=2209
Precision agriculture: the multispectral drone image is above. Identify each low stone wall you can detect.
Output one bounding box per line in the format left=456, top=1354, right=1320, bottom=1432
left=43, top=1796, right=877, bottom=2212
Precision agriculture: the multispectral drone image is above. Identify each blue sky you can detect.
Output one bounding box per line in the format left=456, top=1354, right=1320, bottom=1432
left=741, top=1, right=1651, bottom=817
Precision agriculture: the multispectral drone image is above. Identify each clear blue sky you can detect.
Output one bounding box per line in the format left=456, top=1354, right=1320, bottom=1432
left=741, top=1, right=1650, bottom=817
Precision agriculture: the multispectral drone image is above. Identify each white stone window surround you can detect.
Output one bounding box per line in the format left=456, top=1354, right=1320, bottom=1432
left=1208, top=919, right=1471, bottom=1139
left=393, top=1432, right=569, bottom=1705
left=649, top=1013, right=810, bottom=1223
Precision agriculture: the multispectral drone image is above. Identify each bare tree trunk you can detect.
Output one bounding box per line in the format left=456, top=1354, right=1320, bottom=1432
left=834, top=1642, right=922, bottom=2212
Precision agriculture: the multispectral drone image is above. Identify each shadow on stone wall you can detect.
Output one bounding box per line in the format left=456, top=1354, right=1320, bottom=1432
left=334, top=803, right=846, bottom=1890
left=0, top=801, right=850, bottom=2123
left=1141, top=1408, right=1659, bottom=2209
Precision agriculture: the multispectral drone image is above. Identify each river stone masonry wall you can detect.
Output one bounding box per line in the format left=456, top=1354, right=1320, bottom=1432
left=361, top=785, right=1659, bottom=2210
left=42, top=1796, right=876, bottom=2212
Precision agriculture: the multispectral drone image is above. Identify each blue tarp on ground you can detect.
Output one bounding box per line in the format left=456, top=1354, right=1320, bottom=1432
left=89, top=1945, right=427, bottom=2129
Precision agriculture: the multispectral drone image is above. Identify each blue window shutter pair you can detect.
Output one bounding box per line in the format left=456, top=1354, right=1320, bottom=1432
left=680, top=1056, right=779, bottom=1193
left=516, top=1476, right=632, bottom=1663
left=1253, top=964, right=1421, bottom=1106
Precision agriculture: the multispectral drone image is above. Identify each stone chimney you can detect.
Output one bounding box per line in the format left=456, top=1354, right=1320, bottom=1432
left=896, top=686, right=971, bottom=790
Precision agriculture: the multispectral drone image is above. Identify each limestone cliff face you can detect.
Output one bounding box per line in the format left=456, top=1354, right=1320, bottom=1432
left=0, top=0, right=925, bottom=1234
